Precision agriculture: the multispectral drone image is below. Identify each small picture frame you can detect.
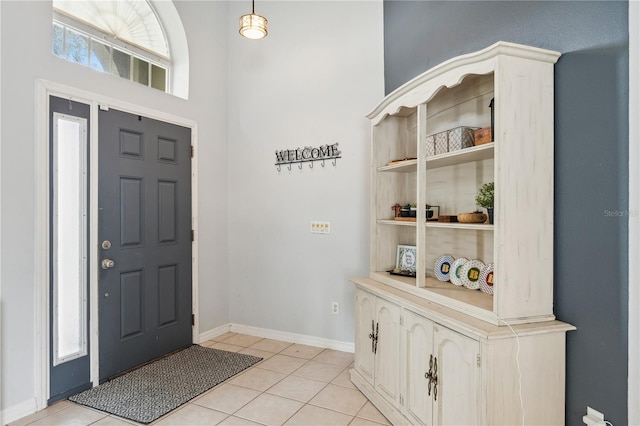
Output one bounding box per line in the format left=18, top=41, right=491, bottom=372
left=396, top=245, right=417, bottom=274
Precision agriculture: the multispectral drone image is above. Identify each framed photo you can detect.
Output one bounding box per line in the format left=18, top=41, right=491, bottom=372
left=396, top=245, right=417, bottom=274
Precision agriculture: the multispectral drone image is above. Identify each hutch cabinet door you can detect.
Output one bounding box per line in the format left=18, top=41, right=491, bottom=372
left=354, top=288, right=376, bottom=386
left=374, top=297, right=402, bottom=407
left=432, top=326, right=480, bottom=425
left=404, top=310, right=435, bottom=426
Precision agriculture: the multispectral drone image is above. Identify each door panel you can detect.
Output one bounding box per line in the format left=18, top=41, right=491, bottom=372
left=158, top=181, right=177, bottom=242
left=158, top=264, right=178, bottom=326
left=120, top=269, right=144, bottom=338
left=99, top=108, right=192, bottom=381
left=120, top=178, right=143, bottom=246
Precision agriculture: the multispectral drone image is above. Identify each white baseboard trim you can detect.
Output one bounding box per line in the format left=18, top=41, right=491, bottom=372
left=198, top=323, right=232, bottom=344
left=229, top=323, right=355, bottom=353
left=2, top=398, right=38, bottom=425
left=198, top=323, right=355, bottom=353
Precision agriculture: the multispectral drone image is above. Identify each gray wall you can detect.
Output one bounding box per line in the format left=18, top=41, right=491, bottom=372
left=383, top=1, right=629, bottom=424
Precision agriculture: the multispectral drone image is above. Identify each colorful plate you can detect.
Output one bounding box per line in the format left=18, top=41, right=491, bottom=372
left=461, top=259, right=485, bottom=290
left=434, top=254, right=455, bottom=282
left=449, top=257, right=468, bottom=286
left=479, top=263, right=495, bottom=295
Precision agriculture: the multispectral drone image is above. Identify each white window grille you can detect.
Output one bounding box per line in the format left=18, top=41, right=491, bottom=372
left=52, top=0, right=170, bottom=93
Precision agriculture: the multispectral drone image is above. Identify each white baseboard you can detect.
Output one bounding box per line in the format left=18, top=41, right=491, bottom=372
left=2, top=398, right=38, bottom=425
left=197, top=323, right=231, bottom=344
left=198, top=323, right=354, bottom=353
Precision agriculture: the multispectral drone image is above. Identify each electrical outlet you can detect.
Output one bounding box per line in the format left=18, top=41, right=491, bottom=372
left=332, top=302, right=339, bottom=315
left=311, top=221, right=331, bottom=234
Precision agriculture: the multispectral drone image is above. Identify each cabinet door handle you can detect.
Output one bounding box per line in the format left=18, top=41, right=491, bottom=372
left=368, top=321, right=379, bottom=354
left=369, top=320, right=375, bottom=353
left=425, top=354, right=438, bottom=400
left=425, top=354, right=433, bottom=394
left=374, top=322, right=379, bottom=354
left=433, top=356, right=438, bottom=401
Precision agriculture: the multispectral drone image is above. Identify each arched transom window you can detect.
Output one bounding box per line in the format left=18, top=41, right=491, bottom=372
left=52, top=0, right=171, bottom=92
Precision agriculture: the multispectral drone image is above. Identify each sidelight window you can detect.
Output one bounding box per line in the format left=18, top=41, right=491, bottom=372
left=52, top=113, right=88, bottom=366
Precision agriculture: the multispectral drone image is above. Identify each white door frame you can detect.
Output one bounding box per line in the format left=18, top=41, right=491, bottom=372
left=630, top=1, right=639, bottom=424
left=34, top=79, right=200, bottom=409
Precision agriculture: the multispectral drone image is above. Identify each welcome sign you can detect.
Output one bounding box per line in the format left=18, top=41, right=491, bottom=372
left=275, top=143, right=341, bottom=170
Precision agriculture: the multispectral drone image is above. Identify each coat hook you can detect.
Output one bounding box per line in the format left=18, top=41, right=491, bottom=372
left=332, top=158, right=337, bottom=166
left=321, top=159, right=326, bottom=167
left=298, top=162, right=303, bottom=170
left=287, top=163, right=292, bottom=171
left=276, top=164, right=281, bottom=172
left=309, top=161, right=314, bottom=169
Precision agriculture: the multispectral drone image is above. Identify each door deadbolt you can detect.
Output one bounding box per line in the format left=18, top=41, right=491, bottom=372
left=101, top=240, right=112, bottom=250
left=101, top=259, right=115, bottom=269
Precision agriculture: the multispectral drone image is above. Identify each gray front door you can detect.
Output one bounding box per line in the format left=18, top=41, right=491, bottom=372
left=98, top=108, right=192, bottom=381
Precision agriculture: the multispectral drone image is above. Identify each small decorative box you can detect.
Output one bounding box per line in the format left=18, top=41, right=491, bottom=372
left=438, top=215, right=459, bottom=223
left=474, top=127, right=493, bottom=145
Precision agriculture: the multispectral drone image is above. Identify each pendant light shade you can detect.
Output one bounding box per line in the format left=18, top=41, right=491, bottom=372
left=239, top=0, right=268, bottom=39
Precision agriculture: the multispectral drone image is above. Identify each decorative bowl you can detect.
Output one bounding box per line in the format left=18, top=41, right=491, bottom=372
left=457, top=212, right=488, bottom=223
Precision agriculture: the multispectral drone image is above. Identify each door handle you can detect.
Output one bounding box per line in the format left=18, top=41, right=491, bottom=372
left=368, top=321, right=379, bottom=354
left=101, top=259, right=115, bottom=269
left=425, top=354, right=438, bottom=401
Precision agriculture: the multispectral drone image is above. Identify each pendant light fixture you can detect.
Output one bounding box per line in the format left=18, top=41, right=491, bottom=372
left=239, top=0, right=268, bottom=40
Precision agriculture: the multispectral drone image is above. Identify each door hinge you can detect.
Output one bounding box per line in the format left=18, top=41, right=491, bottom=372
left=477, top=353, right=481, bottom=367
left=399, top=394, right=404, bottom=406
left=400, top=315, right=404, bottom=326
left=192, top=314, right=195, bottom=326
left=191, top=145, right=194, bottom=158
left=191, top=230, right=195, bottom=241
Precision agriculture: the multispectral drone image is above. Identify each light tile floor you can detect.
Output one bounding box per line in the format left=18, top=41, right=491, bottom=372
left=10, top=333, right=390, bottom=426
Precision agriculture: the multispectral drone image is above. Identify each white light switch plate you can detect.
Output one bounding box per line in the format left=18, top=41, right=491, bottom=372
left=311, top=221, right=331, bottom=234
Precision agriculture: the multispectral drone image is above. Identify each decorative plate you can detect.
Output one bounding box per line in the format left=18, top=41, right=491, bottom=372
left=479, top=263, right=495, bottom=295
left=460, top=259, right=485, bottom=290
left=434, top=254, right=455, bottom=282
left=449, top=257, right=468, bottom=286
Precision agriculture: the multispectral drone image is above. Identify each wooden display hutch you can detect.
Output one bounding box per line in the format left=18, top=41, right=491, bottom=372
left=351, top=42, right=575, bottom=425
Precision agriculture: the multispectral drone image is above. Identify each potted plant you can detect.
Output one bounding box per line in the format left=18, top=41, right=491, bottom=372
left=475, top=182, right=494, bottom=224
